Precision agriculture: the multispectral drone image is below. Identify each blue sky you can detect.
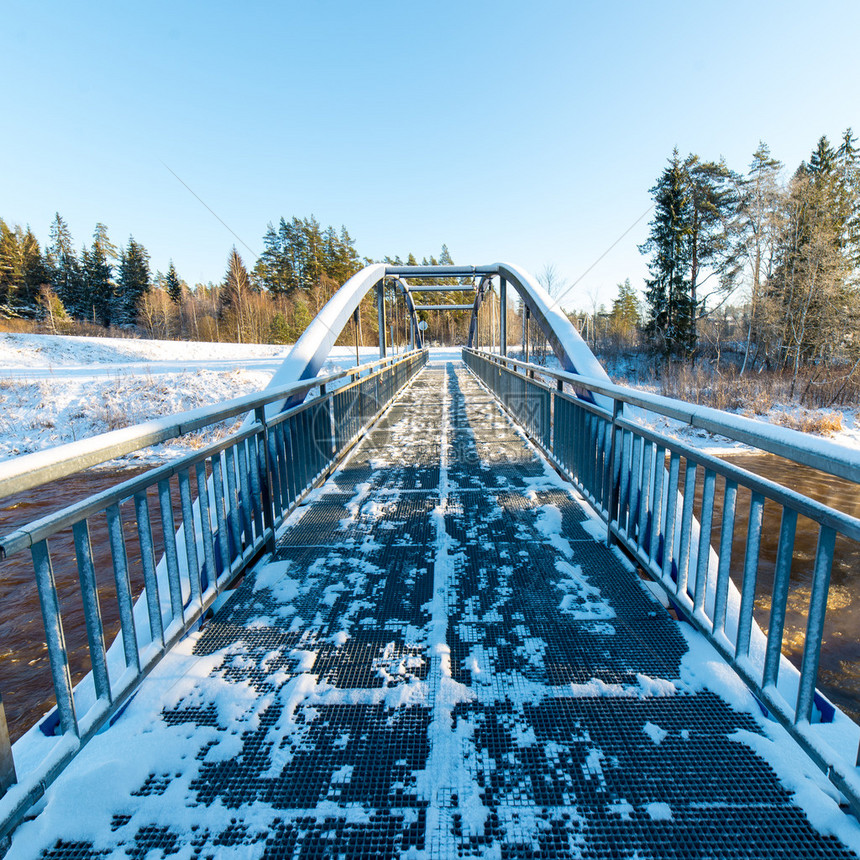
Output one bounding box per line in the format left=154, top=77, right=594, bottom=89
left=2, top=1, right=859, bottom=310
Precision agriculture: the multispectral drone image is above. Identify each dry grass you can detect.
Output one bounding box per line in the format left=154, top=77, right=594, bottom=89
left=0, top=318, right=38, bottom=334
left=615, top=359, right=860, bottom=412
left=601, top=353, right=860, bottom=438
left=0, top=317, right=143, bottom=339
left=771, top=409, right=844, bottom=435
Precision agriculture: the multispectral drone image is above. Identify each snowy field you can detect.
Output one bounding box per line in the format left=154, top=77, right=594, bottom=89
left=0, top=333, right=384, bottom=463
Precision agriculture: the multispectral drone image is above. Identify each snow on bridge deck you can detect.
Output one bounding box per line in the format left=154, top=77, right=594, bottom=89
left=8, top=362, right=860, bottom=859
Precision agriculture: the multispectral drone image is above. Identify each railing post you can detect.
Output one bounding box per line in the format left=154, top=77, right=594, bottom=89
left=0, top=692, right=16, bottom=797
left=254, top=406, right=277, bottom=554
left=328, top=392, right=337, bottom=458
left=605, top=398, right=622, bottom=547
left=377, top=281, right=387, bottom=359
left=500, top=277, right=507, bottom=356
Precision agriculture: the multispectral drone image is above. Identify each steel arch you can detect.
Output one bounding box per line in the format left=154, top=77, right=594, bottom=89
left=266, top=262, right=612, bottom=413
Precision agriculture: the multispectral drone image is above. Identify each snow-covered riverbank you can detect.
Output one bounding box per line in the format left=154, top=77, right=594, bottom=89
left=0, top=333, right=381, bottom=463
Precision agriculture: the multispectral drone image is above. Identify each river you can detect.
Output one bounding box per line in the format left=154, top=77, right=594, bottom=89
left=712, top=451, right=860, bottom=723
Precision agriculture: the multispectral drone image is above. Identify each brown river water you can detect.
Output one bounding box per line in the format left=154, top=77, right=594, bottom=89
left=0, top=466, right=169, bottom=741
left=1, top=452, right=859, bottom=743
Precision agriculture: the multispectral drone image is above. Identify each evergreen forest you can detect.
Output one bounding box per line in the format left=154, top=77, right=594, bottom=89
left=0, top=214, right=475, bottom=347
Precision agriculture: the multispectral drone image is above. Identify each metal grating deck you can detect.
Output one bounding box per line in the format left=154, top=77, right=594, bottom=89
left=10, top=362, right=859, bottom=859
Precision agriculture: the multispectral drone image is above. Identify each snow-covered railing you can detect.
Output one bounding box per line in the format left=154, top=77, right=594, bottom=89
left=0, top=348, right=427, bottom=839
left=464, top=346, right=860, bottom=815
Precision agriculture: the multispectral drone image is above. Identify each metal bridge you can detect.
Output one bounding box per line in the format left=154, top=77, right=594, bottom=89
left=1, top=263, right=860, bottom=858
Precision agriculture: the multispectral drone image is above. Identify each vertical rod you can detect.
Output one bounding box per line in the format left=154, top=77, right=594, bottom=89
left=178, top=469, right=202, bottom=608
left=628, top=434, right=643, bottom=539
left=617, top=430, right=632, bottom=536
left=211, top=452, right=232, bottom=573
left=796, top=525, right=837, bottom=723
left=676, top=462, right=698, bottom=598
left=736, top=492, right=764, bottom=659
left=134, top=491, right=164, bottom=647
left=195, top=462, right=218, bottom=594
left=72, top=520, right=111, bottom=703
left=353, top=307, right=360, bottom=366
left=693, top=469, right=717, bottom=613
left=157, top=479, right=183, bottom=623
left=605, top=400, right=622, bottom=546
left=106, top=503, right=139, bottom=673
left=712, top=479, right=737, bottom=637
left=30, top=541, right=78, bottom=736
left=235, top=442, right=255, bottom=544
left=638, top=439, right=653, bottom=552
left=762, top=507, right=798, bottom=690
left=244, top=437, right=264, bottom=539
left=224, top=447, right=244, bottom=559
left=377, top=281, right=387, bottom=359
left=254, top=408, right=276, bottom=552
left=0, top=693, right=17, bottom=793
left=524, top=308, right=530, bottom=363
left=649, top=445, right=666, bottom=569
left=661, top=453, right=681, bottom=582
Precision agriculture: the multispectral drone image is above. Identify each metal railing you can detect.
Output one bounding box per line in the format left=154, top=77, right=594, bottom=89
left=464, top=347, right=860, bottom=813
left=0, top=348, right=427, bottom=836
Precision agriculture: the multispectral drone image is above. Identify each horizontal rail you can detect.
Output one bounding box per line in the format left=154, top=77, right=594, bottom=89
left=470, top=350, right=860, bottom=485
left=413, top=304, right=474, bottom=311
left=0, top=349, right=428, bottom=837
left=463, top=347, right=860, bottom=816
left=0, top=351, right=415, bottom=501
left=384, top=265, right=497, bottom=277
left=403, top=284, right=477, bottom=292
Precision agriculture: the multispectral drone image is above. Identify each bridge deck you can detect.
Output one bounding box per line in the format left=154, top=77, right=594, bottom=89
left=9, top=362, right=859, bottom=859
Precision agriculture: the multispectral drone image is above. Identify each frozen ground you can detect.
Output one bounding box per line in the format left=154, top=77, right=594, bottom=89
left=0, top=334, right=384, bottom=463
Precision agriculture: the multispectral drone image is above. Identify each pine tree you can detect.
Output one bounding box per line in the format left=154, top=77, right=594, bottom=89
left=82, top=224, right=115, bottom=326
left=165, top=261, right=182, bottom=303
left=20, top=227, right=49, bottom=315
left=269, top=312, right=291, bottom=344
left=292, top=299, right=312, bottom=339
left=682, top=155, right=738, bottom=318
left=639, top=150, right=695, bottom=355
left=117, top=237, right=151, bottom=325
left=0, top=220, right=22, bottom=307
left=254, top=221, right=292, bottom=294
left=609, top=279, right=641, bottom=340
left=46, top=213, right=83, bottom=317
left=836, top=129, right=860, bottom=274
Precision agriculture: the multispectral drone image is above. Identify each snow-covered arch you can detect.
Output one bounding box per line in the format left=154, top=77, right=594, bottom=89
left=265, top=262, right=614, bottom=412
left=263, top=263, right=423, bottom=413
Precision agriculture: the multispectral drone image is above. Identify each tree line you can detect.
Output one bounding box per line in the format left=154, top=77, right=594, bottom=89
left=638, top=130, right=860, bottom=388
left=0, top=211, right=467, bottom=346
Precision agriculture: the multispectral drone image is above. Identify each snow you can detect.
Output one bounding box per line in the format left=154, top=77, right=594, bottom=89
left=0, top=333, right=382, bottom=463
left=642, top=721, right=668, bottom=745
left=644, top=801, right=673, bottom=821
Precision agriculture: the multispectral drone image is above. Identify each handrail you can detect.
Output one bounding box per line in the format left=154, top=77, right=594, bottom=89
left=0, top=350, right=416, bottom=502
left=467, top=349, right=860, bottom=485
left=0, top=348, right=428, bottom=838
left=463, top=346, right=860, bottom=817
